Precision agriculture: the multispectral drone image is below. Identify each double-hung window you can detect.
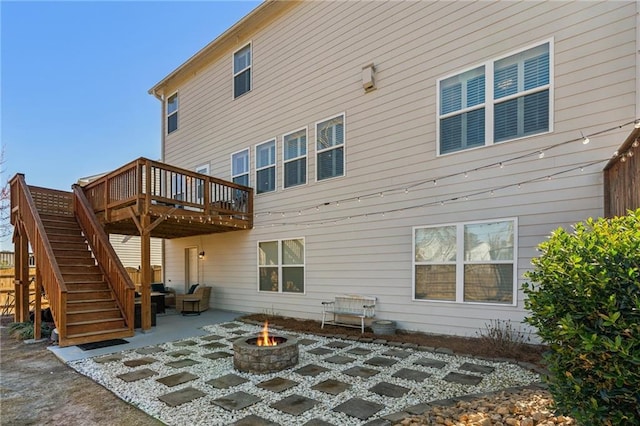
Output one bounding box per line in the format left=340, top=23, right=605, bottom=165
left=166, top=93, right=178, bottom=134
left=195, top=164, right=209, bottom=204
left=258, top=238, right=305, bottom=293
left=316, top=114, right=345, bottom=181
left=413, top=219, right=516, bottom=304
left=283, top=128, right=307, bottom=188
left=233, top=43, right=251, bottom=98
left=438, top=41, right=551, bottom=154
left=255, top=139, right=276, bottom=194
left=231, top=149, right=249, bottom=186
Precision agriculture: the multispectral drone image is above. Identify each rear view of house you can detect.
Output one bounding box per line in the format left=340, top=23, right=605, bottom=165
left=149, top=1, right=639, bottom=337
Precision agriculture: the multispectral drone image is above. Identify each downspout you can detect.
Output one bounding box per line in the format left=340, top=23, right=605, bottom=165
left=150, top=87, right=168, bottom=292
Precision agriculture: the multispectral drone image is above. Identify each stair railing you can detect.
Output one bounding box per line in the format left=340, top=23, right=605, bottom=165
left=72, top=185, right=135, bottom=331
left=9, top=174, right=68, bottom=338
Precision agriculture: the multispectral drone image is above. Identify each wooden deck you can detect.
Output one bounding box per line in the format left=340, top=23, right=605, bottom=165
left=81, top=157, right=253, bottom=238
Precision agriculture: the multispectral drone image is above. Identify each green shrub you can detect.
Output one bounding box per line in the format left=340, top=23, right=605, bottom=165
left=523, top=209, right=640, bottom=425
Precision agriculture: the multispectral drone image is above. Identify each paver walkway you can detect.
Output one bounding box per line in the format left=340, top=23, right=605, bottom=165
left=74, top=320, right=541, bottom=426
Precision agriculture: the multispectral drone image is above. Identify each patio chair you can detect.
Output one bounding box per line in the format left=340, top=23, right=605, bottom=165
left=176, top=286, right=211, bottom=313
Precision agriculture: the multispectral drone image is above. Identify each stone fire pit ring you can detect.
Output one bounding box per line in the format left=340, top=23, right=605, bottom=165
left=233, top=334, right=299, bottom=374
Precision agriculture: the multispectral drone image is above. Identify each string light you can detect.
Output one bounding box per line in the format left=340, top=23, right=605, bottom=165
left=254, top=158, right=608, bottom=229
left=254, top=119, right=638, bottom=219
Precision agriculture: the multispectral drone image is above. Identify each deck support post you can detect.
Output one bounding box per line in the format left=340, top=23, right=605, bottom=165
left=33, top=268, right=42, bottom=339
left=140, top=214, right=152, bottom=331
left=14, top=227, right=30, bottom=323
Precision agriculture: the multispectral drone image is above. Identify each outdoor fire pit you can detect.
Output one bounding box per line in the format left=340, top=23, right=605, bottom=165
left=233, top=321, right=299, bottom=374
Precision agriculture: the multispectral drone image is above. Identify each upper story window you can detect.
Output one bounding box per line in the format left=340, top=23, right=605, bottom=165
left=283, top=128, right=307, bottom=188
left=438, top=41, right=551, bottom=154
left=166, top=93, right=178, bottom=134
left=255, top=139, right=276, bottom=194
left=413, top=219, right=516, bottom=305
left=316, top=113, right=345, bottom=181
left=231, top=148, right=249, bottom=186
left=233, top=43, right=251, bottom=99
left=195, top=164, right=209, bottom=204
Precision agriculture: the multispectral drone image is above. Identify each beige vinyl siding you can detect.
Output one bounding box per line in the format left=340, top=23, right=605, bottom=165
left=108, top=235, right=163, bottom=269
left=160, top=1, right=637, bottom=337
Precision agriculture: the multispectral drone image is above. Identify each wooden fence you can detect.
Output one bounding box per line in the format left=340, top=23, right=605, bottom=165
left=0, top=265, right=162, bottom=315
left=604, top=129, right=639, bottom=217
left=0, top=267, right=47, bottom=316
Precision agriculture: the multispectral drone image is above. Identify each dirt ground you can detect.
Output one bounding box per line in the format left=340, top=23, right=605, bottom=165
left=245, top=314, right=546, bottom=365
left=0, top=314, right=546, bottom=425
left=0, top=317, right=163, bottom=426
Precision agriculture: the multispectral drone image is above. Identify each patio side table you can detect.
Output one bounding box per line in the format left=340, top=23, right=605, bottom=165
left=182, top=297, right=200, bottom=316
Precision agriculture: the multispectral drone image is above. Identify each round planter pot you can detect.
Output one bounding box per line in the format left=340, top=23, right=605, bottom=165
left=371, top=320, right=396, bottom=335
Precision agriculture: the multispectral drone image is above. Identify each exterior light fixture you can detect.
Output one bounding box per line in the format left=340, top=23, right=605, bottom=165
left=198, top=251, right=205, bottom=259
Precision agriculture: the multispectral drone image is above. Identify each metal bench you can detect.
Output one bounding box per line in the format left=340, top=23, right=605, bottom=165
left=321, top=294, right=376, bottom=333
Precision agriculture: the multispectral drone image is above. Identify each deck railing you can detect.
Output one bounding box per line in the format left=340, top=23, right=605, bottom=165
left=73, top=185, right=135, bottom=331
left=9, top=174, right=68, bottom=338
left=82, top=158, right=253, bottom=224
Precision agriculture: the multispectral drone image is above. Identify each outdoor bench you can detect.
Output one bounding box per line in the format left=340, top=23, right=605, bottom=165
left=321, top=294, right=376, bottom=333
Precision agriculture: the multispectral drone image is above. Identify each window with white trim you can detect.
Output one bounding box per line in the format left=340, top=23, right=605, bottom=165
left=195, top=164, right=209, bottom=204
left=166, top=93, right=178, bottom=134
left=283, top=128, right=307, bottom=188
left=258, top=238, right=305, bottom=293
left=255, top=139, right=276, bottom=194
left=438, top=41, right=551, bottom=154
left=413, top=219, right=516, bottom=304
left=231, top=149, right=249, bottom=186
left=316, top=114, right=345, bottom=181
left=233, top=43, right=251, bottom=98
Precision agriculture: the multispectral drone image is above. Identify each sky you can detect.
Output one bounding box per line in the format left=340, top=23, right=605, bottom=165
left=0, top=0, right=261, bottom=249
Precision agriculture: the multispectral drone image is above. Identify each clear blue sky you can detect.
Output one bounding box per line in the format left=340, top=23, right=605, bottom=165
left=1, top=0, right=260, bottom=249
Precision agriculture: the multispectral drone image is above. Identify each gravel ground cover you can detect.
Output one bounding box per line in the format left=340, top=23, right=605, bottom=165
left=69, top=321, right=541, bottom=426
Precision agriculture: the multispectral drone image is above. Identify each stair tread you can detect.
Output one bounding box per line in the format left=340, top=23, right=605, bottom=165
left=68, top=318, right=125, bottom=326
left=68, top=298, right=116, bottom=304
left=68, top=307, right=121, bottom=314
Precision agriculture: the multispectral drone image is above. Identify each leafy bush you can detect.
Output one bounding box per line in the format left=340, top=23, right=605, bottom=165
left=523, top=209, right=640, bottom=425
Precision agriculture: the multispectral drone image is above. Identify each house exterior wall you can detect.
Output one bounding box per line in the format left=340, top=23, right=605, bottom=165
left=155, top=1, right=638, bottom=337
left=108, top=235, right=163, bottom=269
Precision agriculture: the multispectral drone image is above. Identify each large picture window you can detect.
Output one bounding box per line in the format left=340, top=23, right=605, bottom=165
left=166, top=93, right=178, bottom=134
left=316, top=114, right=345, bottom=181
left=413, top=219, right=516, bottom=304
left=233, top=43, right=251, bottom=99
left=258, top=238, right=305, bottom=293
left=283, top=128, right=307, bottom=188
left=255, top=139, right=276, bottom=194
left=231, top=149, right=249, bottom=186
left=438, top=41, right=551, bottom=154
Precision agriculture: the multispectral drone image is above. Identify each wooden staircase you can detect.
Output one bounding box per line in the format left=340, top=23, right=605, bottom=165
left=10, top=174, right=135, bottom=347
left=41, top=214, right=131, bottom=343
